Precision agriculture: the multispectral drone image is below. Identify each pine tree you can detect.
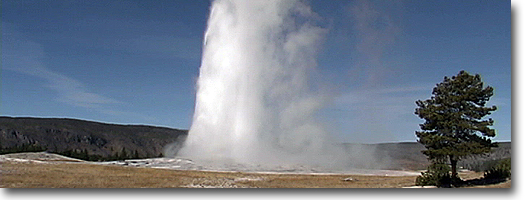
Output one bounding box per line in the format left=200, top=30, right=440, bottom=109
left=82, top=149, right=89, bottom=161
left=112, top=151, right=120, bottom=161
left=133, top=150, right=139, bottom=159
left=120, top=147, right=128, bottom=159
left=415, top=70, right=497, bottom=181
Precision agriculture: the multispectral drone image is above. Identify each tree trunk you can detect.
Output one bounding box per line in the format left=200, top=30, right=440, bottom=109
left=449, top=155, right=458, bottom=179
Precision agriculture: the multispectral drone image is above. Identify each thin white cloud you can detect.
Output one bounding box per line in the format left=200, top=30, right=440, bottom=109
left=329, top=84, right=433, bottom=143
left=124, top=35, right=202, bottom=60
left=71, top=17, right=203, bottom=61
left=335, top=84, right=431, bottom=108
left=99, top=109, right=159, bottom=123
left=2, top=23, right=121, bottom=110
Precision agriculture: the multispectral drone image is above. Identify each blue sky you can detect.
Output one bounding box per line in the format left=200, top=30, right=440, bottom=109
left=2, top=0, right=511, bottom=143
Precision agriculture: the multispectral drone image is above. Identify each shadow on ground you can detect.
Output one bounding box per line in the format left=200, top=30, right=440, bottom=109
left=461, top=177, right=509, bottom=187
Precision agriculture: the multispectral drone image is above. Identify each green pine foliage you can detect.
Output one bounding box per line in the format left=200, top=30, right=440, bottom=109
left=120, top=147, right=128, bottom=159
left=415, top=163, right=452, bottom=187
left=415, top=71, right=497, bottom=179
left=484, top=158, right=511, bottom=180
left=133, top=150, right=140, bottom=159
left=0, top=143, right=47, bottom=154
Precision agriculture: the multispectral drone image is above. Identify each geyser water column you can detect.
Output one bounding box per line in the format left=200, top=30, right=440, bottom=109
left=178, top=0, right=337, bottom=165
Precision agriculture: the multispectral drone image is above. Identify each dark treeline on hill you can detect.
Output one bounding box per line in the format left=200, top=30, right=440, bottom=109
left=0, top=116, right=188, bottom=161
left=458, top=142, right=511, bottom=172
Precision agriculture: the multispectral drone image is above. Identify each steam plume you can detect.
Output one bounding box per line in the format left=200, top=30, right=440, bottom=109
left=177, top=0, right=343, bottom=166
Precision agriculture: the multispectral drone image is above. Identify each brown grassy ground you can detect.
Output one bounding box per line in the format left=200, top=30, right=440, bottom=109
left=0, top=160, right=509, bottom=188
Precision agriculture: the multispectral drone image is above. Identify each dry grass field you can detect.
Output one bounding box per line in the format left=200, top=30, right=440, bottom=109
left=0, top=159, right=510, bottom=188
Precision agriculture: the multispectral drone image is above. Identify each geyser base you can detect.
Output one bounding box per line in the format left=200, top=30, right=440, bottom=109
left=99, top=157, right=420, bottom=176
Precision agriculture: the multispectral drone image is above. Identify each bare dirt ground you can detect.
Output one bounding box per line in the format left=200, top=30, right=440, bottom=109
left=0, top=153, right=510, bottom=188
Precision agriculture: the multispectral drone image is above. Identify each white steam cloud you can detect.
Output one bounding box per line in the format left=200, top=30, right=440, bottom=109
left=176, top=0, right=345, bottom=167
left=347, top=0, right=402, bottom=87
left=164, top=0, right=397, bottom=171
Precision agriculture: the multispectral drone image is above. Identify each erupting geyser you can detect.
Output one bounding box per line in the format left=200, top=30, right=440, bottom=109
left=176, top=0, right=347, bottom=168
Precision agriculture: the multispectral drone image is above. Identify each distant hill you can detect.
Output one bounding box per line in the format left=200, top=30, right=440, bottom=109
left=342, top=141, right=511, bottom=170
left=0, top=116, right=187, bottom=160
left=1, top=116, right=510, bottom=170
left=341, top=142, right=429, bottom=170
left=458, top=142, right=511, bottom=171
